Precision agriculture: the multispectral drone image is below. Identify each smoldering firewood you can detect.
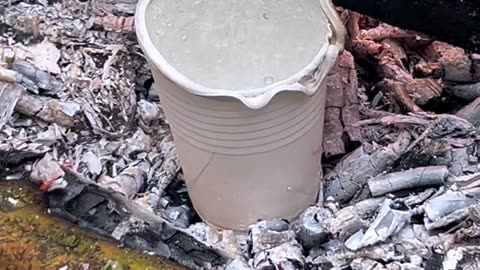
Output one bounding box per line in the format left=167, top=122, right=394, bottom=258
left=0, top=139, right=50, bottom=163
left=340, top=53, right=362, bottom=143
left=449, top=147, right=478, bottom=176
left=345, top=199, right=412, bottom=251
left=456, top=96, right=480, bottom=126
left=341, top=9, right=360, bottom=41
left=452, top=173, right=480, bottom=190
left=225, top=260, right=250, bottom=270
left=323, top=50, right=361, bottom=158
left=425, top=206, right=471, bottom=231
left=386, top=262, right=424, bottom=270
left=137, top=99, right=162, bottom=124
left=249, top=220, right=305, bottom=270
left=250, top=220, right=296, bottom=254
left=156, top=135, right=180, bottom=197
left=377, top=39, right=443, bottom=108
left=442, top=246, right=480, bottom=270
left=413, top=59, right=443, bottom=78
left=395, top=139, right=451, bottom=172
left=187, top=223, right=246, bottom=263
left=324, top=131, right=411, bottom=203
left=447, top=82, right=480, bottom=101
left=424, top=188, right=480, bottom=229
left=356, top=113, right=475, bottom=138
left=468, top=204, right=480, bottom=225
left=12, top=59, right=63, bottom=94
left=311, top=243, right=405, bottom=268
left=53, top=166, right=230, bottom=270
left=122, top=128, right=153, bottom=157
left=439, top=47, right=479, bottom=83
left=323, top=107, right=345, bottom=157
left=350, top=258, right=387, bottom=270
left=357, top=23, right=411, bottom=42
left=406, top=78, right=444, bottom=106
left=145, top=134, right=180, bottom=209
left=351, top=35, right=442, bottom=110
left=349, top=39, right=385, bottom=60
left=0, top=140, right=49, bottom=180
left=252, top=241, right=304, bottom=270
left=333, top=0, right=480, bottom=53
left=367, top=166, right=448, bottom=197
left=357, top=23, right=432, bottom=49
left=0, top=66, right=21, bottom=83
left=473, top=53, right=480, bottom=81
left=422, top=41, right=454, bottom=62
left=402, top=188, right=437, bottom=208
left=325, top=197, right=385, bottom=241
left=98, top=161, right=149, bottom=199
left=113, top=2, right=136, bottom=16
left=293, top=206, right=332, bottom=249
left=80, top=99, right=123, bottom=139
left=423, top=113, right=476, bottom=138
left=355, top=112, right=429, bottom=127
left=94, top=15, right=135, bottom=32
left=0, top=82, right=22, bottom=130
left=377, top=79, right=423, bottom=113
left=14, top=93, right=82, bottom=127
left=2, top=47, right=15, bottom=68
left=162, top=205, right=192, bottom=229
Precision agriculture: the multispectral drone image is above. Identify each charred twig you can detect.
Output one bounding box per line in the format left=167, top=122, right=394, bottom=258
left=447, top=82, right=480, bottom=101
left=12, top=59, right=63, bottom=94
left=0, top=82, right=22, bottom=130
left=354, top=113, right=475, bottom=138
left=15, top=93, right=82, bottom=128
left=354, top=114, right=430, bottom=128
left=377, top=79, right=423, bottom=113
left=367, top=166, right=448, bottom=197
left=456, top=96, right=480, bottom=126
left=325, top=197, right=385, bottom=241
left=324, top=131, right=411, bottom=203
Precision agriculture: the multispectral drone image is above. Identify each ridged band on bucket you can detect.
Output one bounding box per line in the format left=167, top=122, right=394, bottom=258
left=157, top=75, right=329, bottom=155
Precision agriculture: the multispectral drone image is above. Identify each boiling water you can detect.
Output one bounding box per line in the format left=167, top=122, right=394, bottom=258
left=145, top=0, right=330, bottom=90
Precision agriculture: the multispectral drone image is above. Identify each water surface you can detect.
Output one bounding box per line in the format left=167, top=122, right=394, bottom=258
left=145, top=0, right=330, bottom=90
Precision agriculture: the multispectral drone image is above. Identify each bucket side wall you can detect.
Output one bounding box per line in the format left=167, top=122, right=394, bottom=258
left=149, top=65, right=327, bottom=230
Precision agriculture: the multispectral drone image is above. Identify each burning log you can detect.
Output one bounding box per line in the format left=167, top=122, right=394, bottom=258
left=324, top=131, right=411, bottom=204
left=333, top=0, right=480, bottom=53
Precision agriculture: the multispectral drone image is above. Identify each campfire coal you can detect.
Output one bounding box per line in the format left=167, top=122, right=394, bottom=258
left=2, top=1, right=480, bottom=269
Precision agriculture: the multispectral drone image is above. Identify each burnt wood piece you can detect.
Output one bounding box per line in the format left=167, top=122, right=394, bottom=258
left=333, top=0, right=480, bottom=53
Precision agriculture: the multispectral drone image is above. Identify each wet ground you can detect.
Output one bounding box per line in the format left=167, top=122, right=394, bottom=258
left=0, top=180, right=185, bottom=270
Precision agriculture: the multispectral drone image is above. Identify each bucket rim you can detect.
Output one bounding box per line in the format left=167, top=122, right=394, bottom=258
left=135, top=0, right=346, bottom=109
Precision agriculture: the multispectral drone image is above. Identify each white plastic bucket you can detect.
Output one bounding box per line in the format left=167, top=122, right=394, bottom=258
left=135, top=0, right=345, bottom=231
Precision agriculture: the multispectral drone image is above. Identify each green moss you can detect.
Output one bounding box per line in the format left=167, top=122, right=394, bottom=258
left=0, top=181, right=185, bottom=270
